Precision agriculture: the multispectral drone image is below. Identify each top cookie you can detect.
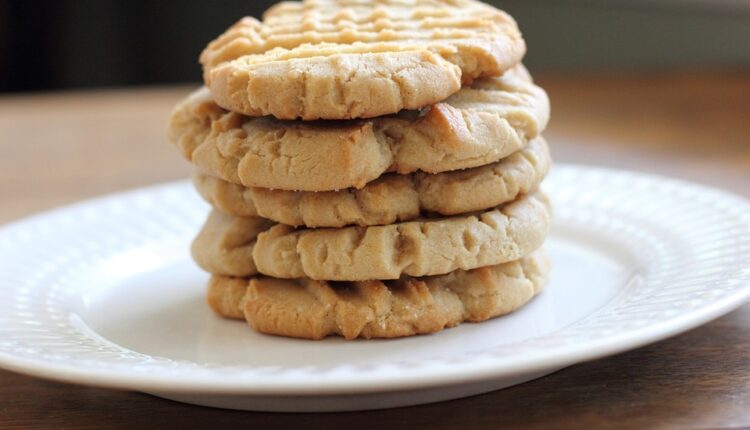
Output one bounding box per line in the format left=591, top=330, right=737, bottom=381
left=200, top=0, right=526, bottom=119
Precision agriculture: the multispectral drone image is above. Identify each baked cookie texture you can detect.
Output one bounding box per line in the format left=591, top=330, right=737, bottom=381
left=208, top=248, right=549, bottom=340
left=253, top=192, right=549, bottom=280
left=208, top=45, right=462, bottom=120
left=192, top=192, right=549, bottom=280
left=191, top=211, right=274, bottom=277
left=200, top=0, right=526, bottom=119
left=193, top=137, right=551, bottom=227
left=171, top=0, right=552, bottom=340
left=168, top=65, right=549, bottom=192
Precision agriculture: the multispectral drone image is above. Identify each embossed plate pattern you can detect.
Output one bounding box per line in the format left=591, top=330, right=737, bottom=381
left=0, top=164, right=748, bottom=411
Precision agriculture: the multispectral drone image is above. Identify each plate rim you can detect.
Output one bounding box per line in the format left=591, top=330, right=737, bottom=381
left=0, top=288, right=747, bottom=395
left=0, top=164, right=748, bottom=395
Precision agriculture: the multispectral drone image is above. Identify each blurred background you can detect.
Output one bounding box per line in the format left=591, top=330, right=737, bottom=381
left=1, top=0, right=750, bottom=92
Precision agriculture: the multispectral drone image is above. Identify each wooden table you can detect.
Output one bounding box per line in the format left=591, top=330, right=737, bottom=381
left=0, top=71, right=748, bottom=429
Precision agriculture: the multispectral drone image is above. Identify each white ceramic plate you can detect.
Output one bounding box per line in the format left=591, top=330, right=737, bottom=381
left=0, top=165, right=748, bottom=412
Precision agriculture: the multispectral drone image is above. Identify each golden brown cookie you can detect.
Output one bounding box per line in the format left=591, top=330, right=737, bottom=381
left=191, top=211, right=274, bottom=277
left=200, top=0, right=526, bottom=119
left=208, top=44, right=462, bottom=120
left=253, top=192, right=549, bottom=280
left=208, top=249, right=549, bottom=340
left=193, top=137, right=551, bottom=227
left=192, top=192, right=549, bottom=280
left=169, top=66, right=549, bottom=192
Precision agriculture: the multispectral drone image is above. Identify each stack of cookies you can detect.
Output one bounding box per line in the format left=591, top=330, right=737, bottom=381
left=168, top=0, right=552, bottom=340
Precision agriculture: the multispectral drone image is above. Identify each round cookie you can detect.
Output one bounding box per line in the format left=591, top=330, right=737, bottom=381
left=194, top=137, right=551, bottom=227
left=201, top=0, right=526, bottom=119
left=192, top=192, right=550, bottom=280
left=208, top=45, right=462, bottom=120
left=253, top=192, right=550, bottom=280
left=191, top=211, right=274, bottom=277
left=208, top=249, right=550, bottom=340
left=169, top=66, right=549, bottom=192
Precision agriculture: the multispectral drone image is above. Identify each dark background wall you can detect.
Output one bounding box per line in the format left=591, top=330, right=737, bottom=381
left=1, top=0, right=749, bottom=93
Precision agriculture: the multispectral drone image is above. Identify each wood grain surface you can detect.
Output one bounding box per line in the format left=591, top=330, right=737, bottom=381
left=0, top=70, right=748, bottom=429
